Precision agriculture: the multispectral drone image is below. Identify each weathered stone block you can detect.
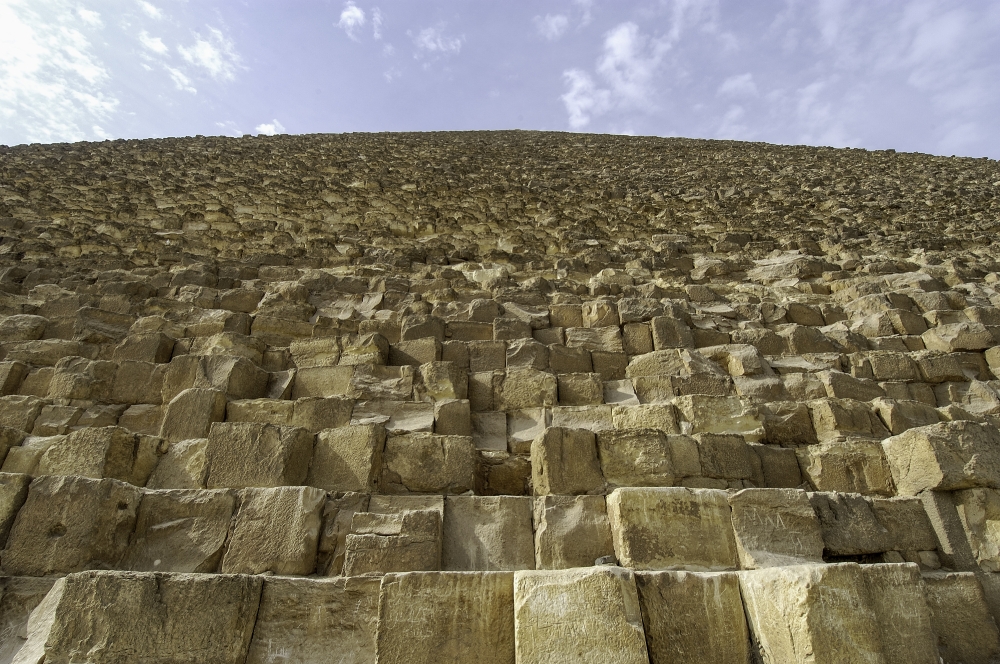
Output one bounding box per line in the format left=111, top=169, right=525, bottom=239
left=597, top=429, right=674, bottom=489
left=533, top=495, right=614, bottom=569
left=729, top=488, right=824, bottom=568
left=797, top=439, right=896, bottom=496
left=205, top=422, right=314, bottom=489
left=0, top=472, right=30, bottom=547
left=381, top=433, right=476, bottom=494
left=953, top=487, right=1000, bottom=572
left=145, top=437, right=208, bottom=489
left=497, top=368, right=557, bottom=411
left=344, top=508, right=442, bottom=576
left=922, top=572, right=1000, bottom=664
left=883, top=420, right=1000, bottom=495
left=35, top=425, right=138, bottom=482
left=292, top=365, right=355, bottom=399
left=159, top=387, right=227, bottom=442
left=531, top=427, right=604, bottom=496
left=308, top=423, right=384, bottom=492
left=442, top=496, right=534, bottom=571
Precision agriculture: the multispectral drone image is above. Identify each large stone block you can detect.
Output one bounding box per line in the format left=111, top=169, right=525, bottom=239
left=635, top=571, right=751, bottom=664
left=514, top=566, right=648, bottom=664
left=317, top=492, right=369, bottom=576
left=380, top=433, right=475, bottom=494
left=377, top=571, right=514, bottom=664
left=145, top=437, right=208, bottom=489
left=292, top=365, right=355, bottom=399
left=122, top=488, right=235, bottom=573
left=796, top=439, right=896, bottom=496
left=597, top=429, right=674, bottom=489
left=672, top=395, right=763, bottom=440
left=344, top=508, right=442, bottom=576
left=729, top=488, right=824, bottom=568
left=246, top=576, right=380, bottom=664
left=0, top=472, right=30, bottom=547
left=308, top=423, right=385, bottom=492
left=606, top=487, right=738, bottom=571
left=442, top=496, right=534, bottom=571
left=533, top=495, right=614, bottom=569
left=883, top=420, right=1000, bottom=495
left=205, top=422, right=314, bottom=489
left=0, top=576, right=57, bottom=661
left=221, top=486, right=325, bottom=575
left=1, top=476, right=140, bottom=576
left=159, top=387, right=227, bottom=442
left=35, top=425, right=138, bottom=483
left=922, top=572, right=1000, bottom=664
left=953, top=487, right=1000, bottom=572
left=530, top=427, right=604, bottom=496
left=497, top=368, right=557, bottom=411
left=15, top=571, right=262, bottom=664
left=739, top=563, right=937, bottom=664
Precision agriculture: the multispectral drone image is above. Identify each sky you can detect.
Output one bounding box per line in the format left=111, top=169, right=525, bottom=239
left=1, top=0, right=999, bottom=158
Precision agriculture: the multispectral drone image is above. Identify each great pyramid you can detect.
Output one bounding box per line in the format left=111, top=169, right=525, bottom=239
left=1, top=130, right=999, bottom=662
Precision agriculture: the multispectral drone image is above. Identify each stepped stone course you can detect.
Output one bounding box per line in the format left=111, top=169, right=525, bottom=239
left=1, top=130, right=1000, bottom=660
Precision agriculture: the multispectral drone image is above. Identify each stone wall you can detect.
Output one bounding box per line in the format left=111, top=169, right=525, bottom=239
left=1, top=131, right=999, bottom=661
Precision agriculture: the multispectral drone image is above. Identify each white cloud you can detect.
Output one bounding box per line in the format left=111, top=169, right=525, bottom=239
left=255, top=119, right=286, bottom=136
left=0, top=0, right=118, bottom=144
left=165, top=66, right=196, bottom=93
left=561, top=69, right=611, bottom=129
left=718, top=73, right=757, bottom=97
left=138, top=1, right=162, bottom=20
left=412, top=26, right=463, bottom=56
left=77, top=8, right=101, bottom=27
left=716, top=104, right=749, bottom=139
left=139, top=31, right=168, bottom=55
left=178, top=28, right=241, bottom=81
left=596, top=22, right=667, bottom=108
left=372, top=8, right=384, bottom=40
left=534, top=14, right=569, bottom=41
left=338, top=3, right=366, bottom=40
left=574, top=0, right=594, bottom=26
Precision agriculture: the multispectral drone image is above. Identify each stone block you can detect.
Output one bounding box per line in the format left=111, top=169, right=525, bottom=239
left=650, top=315, right=694, bottom=349
left=507, top=408, right=550, bottom=454
left=352, top=400, right=434, bottom=435
left=728, top=488, right=824, bottom=568
left=415, top=361, right=467, bottom=402
left=604, top=379, right=640, bottom=405
left=122, top=488, right=235, bottom=573
left=548, top=344, right=592, bottom=373
left=434, top=398, right=472, bottom=436
left=752, top=443, right=804, bottom=487
left=953, top=487, right=1000, bottom=572
left=469, top=340, right=507, bottom=372
left=112, top=332, right=175, bottom=363
left=390, top=338, right=442, bottom=367
left=47, top=356, right=115, bottom=401
left=0, top=361, right=28, bottom=396
left=221, top=486, right=325, bottom=575
left=598, top=428, right=676, bottom=489
left=472, top=411, right=507, bottom=450
left=468, top=370, right=501, bottom=412
left=695, top=433, right=759, bottom=481
left=36, top=425, right=138, bottom=482
left=246, top=576, right=380, bottom=664
left=17, top=571, right=261, bottom=664
left=622, top=322, right=653, bottom=356
left=341, top=332, right=390, bottom=365
left=923, top=321, right=994, bottom=352
left=818, top=369, right=886, bottom=401
left=514, top=567, right=648, bottom=664
left=549, top=404, right=613, bottom=431
left=533, top=495, right=614, bottom=569
left=922, top=572, right=1000, bottom=664
left=292, top=365, right=355, bottom=399
left=1, top=476, right=141, bottom=576
left=0, top=472, right=30, bottom=547
left=505, top=338, right=549, bottom=370
left=808, top=397, right=888, bottom=442
left=673, top=395, right=764, bottom=440
left=739, top=563, right=937, bottom=664
left=883, top=420, right=1000, bottom=495
left=205, top=422, right=314, bottom=489
left=556, top=372, right=603, bottom=405
left=317, top=492, right=369, bottom=577
left=476, top=451, right=532, bottom=496
left=606, top=487, right=738, bottom=571
left=145, top=438, right=208, bottom=489
left=377, top=571, right=514, bottom=664
left=307, top=423, right=384, bottom=493
left=635, top=571, right=750, bottom=664
left=531, top=427, right=604, bottom=496
left=344, top=508, right=442, bottom=576
left=872, top=397, right=941, bottom=434
left=110, top=360, right=167, bottom=405
left=381, top=433, right=476, bottom=494
left=159, top=387, right=227, bottom=442
left=797, top=439, right=896, bottom=496
left=443, top=496, right=535, bottom=571
left=351, top=364, right=414, bottom=401
left=807, top=492, right=894, bottom=555
left=290, top=396, right=354, bottom=431
left=497, top=368, right=557, bottom=411
left=0, top=576, right=57, bottom=661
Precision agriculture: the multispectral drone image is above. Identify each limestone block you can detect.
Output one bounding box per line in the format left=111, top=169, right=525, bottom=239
left=0, top=576, right=57, bottom=662
left=2, top=476, right=141, bottom=576
left=352, top=400, right=434, bottom=434
left=622, top=322, right=653, bottom=356
left=468, top=371, right=501, bottom=411
left=112, top=332, right=175, bottom=363
left=291, top=396, right=354, bottom=431
left=110, top=360, right=167, bottom=405
left=650, top=314, right=694, bottom=349
left=0, top=362, right=28, bottom=396
left=341, top=332, right=390, bottom=365
left=0, top=315, right=46, bottom=342
left=953, top=487, right=1000, bottom=572
left=30, top=404, right=82, bottom=436
left=547, top=344, right=592, bottom=373
left=883, top=420, right=1000, bottom=495
left=0, top=426, right=24, bottom=466
left=513, top=566, right=648, bottom=664
left=497, top=368, right=557, bottom=411
left=381, top=433, right=476, bottom=494
left=203, top=355, right=269, bottom=400
left=566, top=326, right=624, bottom=353
left=923, top=321, right=994, bottom=352
left=672, top=395, right=763, bottom=440
left=434, top=398, right=472, bottom=435
left=351, top=364, right=414, bottom=401
left=122, top=488, right=235, bottom=573
left=922, top=572, right=1000, bottom=664
left=818, top=369, right=886, bottom=401
left=582, top=300, right=620, bottom=328
left=0, top=472, right=30, bottom=547
left=15, top=571, right=261, bottom=664
left=246, top=576, right=379, bottom=664
left=472, top=411, right=507, bottom=450
left=729, top=488, right=824, bottom=568
left=221, top=486, right=325, bottom=575
left=506, top=338, right=549, bottom=370
left=797, top=439, right=896, bottom=496
left=604, top=379, right=641, bottom=405
left=36, top=425, right=137, bottom=482
left=159, top=387, right=226, bottom=442
left=597, top=429, right=674, bottom=489
left=292, top=365, right=354, bottom=398
left=205, top=422, right=314, bottom=489
left=317, top=492, right=369, bottom=576
left=470, top=340, right=507, bottom=372
left=378, top=571, right=514, bottom=664
left=808, top=397, right=888, bottom=442
left=869, top=350, right=920, bottom=381
left=190, top=332, right=265, bottom=365
left=344, top=509, right=442, bottom=575
left=606, top=487, right=738, bottom=571
left=872, top=397, right=940, bottom=434
left=557, top=372, right=603, bottom=405
left=308, top=423, right=385, bottom=492
left=549, top=304, right=584, bottom=329
left=477, top=451, right=532, bottom=496
left=145, top=438, right=208, bottom=489
left=777, top=324, right=840, bottom=354
left=739, top=563, right=937, bottom=664
left=46, top=356, right=115, bottom=401
left=443, top=496, right=534, bottom=571
left=752, top=443, right=804, bottom=487
left=531, top=427, right=604, bottom=496
left=507, top=408, right=550, bottom=454
left=782, top=371, right=828, bottom=400
left=808, top=492, right=894, bottom=555
left=914, top=350, right=972, bottom=383
left=635, top=571, right=751, bottom=664
left=533, top=495, right=614, bottom=569
left=611, top=404, right=678, bottom=433
left=695, top=433, right=759, bottom=481
left=415, top=361, right=467, bottom=401
left=549, top=405, right=613, bottom=431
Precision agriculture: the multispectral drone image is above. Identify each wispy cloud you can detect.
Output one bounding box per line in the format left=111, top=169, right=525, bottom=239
left=412, top=26, right=463, bottom=56
left=718, top=73, right=757, bottom=97
left=178, top=27, right=240, bottom=81
left=255, top=119, right=286, bottom=135
left=372, top=8, right=384, bottom=40
left=561, top=69, right=610, bottom=129
left=165, top=66, right=196, bottom=93
left=138, top=1, right=162, bottom=20
left=338, top=2, right=366, bottom=40
left=534, top=14, right=569, bottom=41
left=139, top=31, right=168, bottom=55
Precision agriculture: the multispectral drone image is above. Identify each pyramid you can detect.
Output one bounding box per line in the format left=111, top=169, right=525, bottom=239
left=0, top=131, right=999, bottom=662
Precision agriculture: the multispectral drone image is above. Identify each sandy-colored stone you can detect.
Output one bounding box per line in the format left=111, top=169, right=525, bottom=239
left=344, top=508, right=442, bottom=576
left=308, top=423, right=385, bottom=492
left=922, top=572, right=1000, bottom=664
left=205, top=421, right=314, bottom=489
left=729, top=488, right=825, bottom=568
left=380, top=433, right=475, bottom=494
left=597, top=429, right=675, bottom=489
left=883, top=420, right=1000, bottom=495
left=145, top=437, right=208, bottom=489
left=953, top=487, right=1000, bottom=572
left=442, top=496, right=534, bottom=571
left=530, top=427, right=604, bottom=495
left=797, top=439, right=896, bottom=496
left=533, top=495, right=614, bottom=569
left=159, top=387, right=227, bottom=442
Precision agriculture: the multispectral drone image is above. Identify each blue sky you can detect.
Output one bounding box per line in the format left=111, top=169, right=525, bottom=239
left=1, top=0, right=999, bottom=157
